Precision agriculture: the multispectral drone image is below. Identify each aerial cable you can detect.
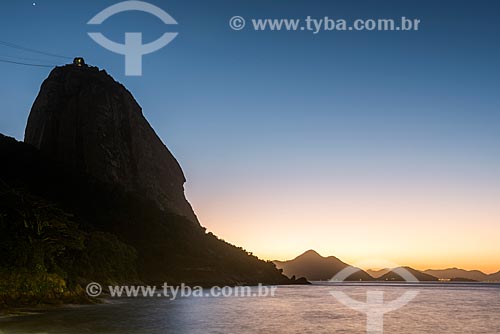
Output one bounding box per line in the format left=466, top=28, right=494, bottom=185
left=0, top=40, right=72, bottom=60
left=0, top=58, right=57, bottom=68
left=0, top=53, right=61, bottom=62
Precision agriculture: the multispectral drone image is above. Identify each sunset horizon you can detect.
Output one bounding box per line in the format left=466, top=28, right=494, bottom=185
left=1, top=1, right=499, bottom=333
left=260, top=249, right=500, bottom=275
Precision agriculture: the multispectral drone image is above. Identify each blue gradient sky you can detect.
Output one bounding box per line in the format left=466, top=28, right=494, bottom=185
left=1, top=0, right=499, bottom=271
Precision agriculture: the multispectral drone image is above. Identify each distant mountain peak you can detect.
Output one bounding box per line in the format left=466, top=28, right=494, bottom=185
left=298, top=249, right=322, bottom=258
left=274, top=250, right=373, bottom=281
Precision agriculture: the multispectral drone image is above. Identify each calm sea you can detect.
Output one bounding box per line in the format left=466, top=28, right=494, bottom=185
left=1, top=283, right=500, bottom=333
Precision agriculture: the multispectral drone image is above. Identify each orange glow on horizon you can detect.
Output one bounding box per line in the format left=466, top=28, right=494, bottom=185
left=185, top=167, right=500, bottom=275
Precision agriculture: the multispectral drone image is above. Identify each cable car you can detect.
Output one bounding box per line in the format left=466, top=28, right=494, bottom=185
left=73, top=57, right=85, bottom=67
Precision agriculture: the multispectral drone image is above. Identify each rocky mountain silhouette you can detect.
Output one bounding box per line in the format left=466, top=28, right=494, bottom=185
left=25, top=65, right=197, bottom=222
left=1, top=64, right=305, bottom=306
left=274, top=250, right=373, bottom=281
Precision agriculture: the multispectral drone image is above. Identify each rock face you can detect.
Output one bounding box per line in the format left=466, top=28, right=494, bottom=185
left=25, top=64, right=198, bottom=223
left=1, top=133, right=300, bottom=286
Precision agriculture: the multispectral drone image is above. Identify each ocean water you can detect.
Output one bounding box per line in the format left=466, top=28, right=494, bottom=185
left=1, top=283, right=500, bottom=334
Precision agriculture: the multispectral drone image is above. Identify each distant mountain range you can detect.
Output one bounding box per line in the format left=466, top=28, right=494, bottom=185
left=378, top=267, right=438, bottom=282
left=424, top=268, right=500, bottom=282
left=275, top=250, right=500, bottom=282
left=274, top=250, right=373, bottom=281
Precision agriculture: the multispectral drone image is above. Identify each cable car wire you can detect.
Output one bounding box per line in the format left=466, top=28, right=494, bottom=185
left=0, top=40, right=72, bottom=60
left=0, top=53, right=60, bottom=62
left=0, top=58, right=57, bottom=68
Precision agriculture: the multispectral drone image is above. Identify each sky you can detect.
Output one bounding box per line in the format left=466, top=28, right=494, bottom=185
left=1, top=0, right=499, bottom=273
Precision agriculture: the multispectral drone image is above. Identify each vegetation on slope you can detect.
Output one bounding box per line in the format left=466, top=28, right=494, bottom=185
left=0, top=134, right=298, bottom=307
